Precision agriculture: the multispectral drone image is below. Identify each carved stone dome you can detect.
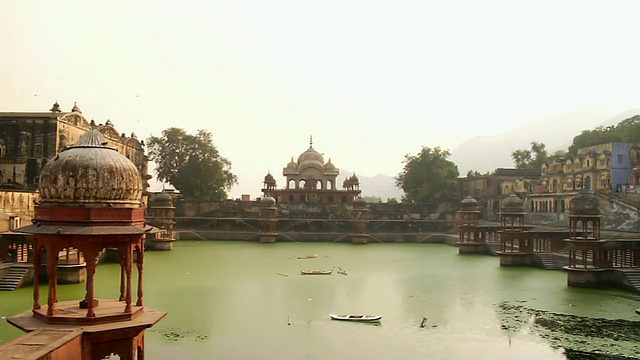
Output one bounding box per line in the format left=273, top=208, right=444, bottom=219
left=570, top=191, right=600, bottom=215
left=261, top=195, right=276, bottom=207
left=38, top=129, right=143, bottom=206
left=460, top=196, right=478, bottom=209
left=297, top=146, right=324, bottom=166
left=501, top=194, right=524, bottom=212
left=153, top=192, right=173, bottom=204
left=353, top=197, right=368, bottom=209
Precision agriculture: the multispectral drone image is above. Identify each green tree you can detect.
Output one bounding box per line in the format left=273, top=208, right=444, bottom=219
left=395, top=146, right=459, bottom=204
left=466, top=170, right=483, bottom=178
left=361, top=196, right=382, bottom=203
left=511, top=141, right=547, bottom=170
left=568, top=115, right=640, bottom=154
left=147, top=128, right=237, bottom=200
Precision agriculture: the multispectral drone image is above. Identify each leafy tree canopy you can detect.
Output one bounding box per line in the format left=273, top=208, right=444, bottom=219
left=511, top=141, right=547, bottom=170
left=568, top=115, right=640, bottom=154
left=466, top=169, right=483, bottom=178
left=395, top=146, right=459, bottom=204
left=147, top=128, right=237, bottom=201
left=361, top=196, right=382, bottom=203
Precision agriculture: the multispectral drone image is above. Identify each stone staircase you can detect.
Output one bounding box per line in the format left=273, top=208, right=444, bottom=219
left=0, top=264, right=30, bottom=291
left=621, top=269, right=640, bottom=292
left=486, top=243, right=501, bottom=255
left=535, top=253, right=563, bottom=270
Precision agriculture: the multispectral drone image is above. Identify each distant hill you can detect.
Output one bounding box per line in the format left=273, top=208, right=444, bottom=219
left=450, top=109, right=640, bottom=176
left=338, top=170, right=403, bottom=201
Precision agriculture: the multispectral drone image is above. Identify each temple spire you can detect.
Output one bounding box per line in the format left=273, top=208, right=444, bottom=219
left=310, top=135, right=313, bottom=147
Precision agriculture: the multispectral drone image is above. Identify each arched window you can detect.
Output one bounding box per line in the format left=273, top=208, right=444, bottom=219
left=564, top=177, right=573, bottom=191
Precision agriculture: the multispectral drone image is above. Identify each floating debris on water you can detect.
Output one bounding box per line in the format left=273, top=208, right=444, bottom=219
left=420, top=317, right=428, bottom=328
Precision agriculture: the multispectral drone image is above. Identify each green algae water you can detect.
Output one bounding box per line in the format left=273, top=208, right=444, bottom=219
left=2, top=241, right=640, bottom=359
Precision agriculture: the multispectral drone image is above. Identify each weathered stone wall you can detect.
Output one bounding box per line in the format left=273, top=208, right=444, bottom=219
left=526, top=193, right=640, bottom=232
left=0, top=190, right=36, bottom=232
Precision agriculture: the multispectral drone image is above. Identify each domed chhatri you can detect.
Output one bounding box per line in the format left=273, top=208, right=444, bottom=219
left=38, top=129, right=143, bottom=206
left=264, top=173, right=276, bottom=185
left=13, top=128, right=159, bottom=327
left=570, top=191, right=600, bottom=215
left=263, top=172, right=277, bottom=193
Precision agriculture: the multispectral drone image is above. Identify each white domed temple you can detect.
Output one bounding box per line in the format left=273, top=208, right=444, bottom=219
left=262, top=137, right=361, bottom=203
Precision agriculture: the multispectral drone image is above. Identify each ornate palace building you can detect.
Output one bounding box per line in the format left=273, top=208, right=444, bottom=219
left=0, top=102, right=152, bottom=260
left=0, top=102, right=150, bottom=195
left=528, top=142, right=635, bottom=214
left=262, top=138, right=361, bottom=203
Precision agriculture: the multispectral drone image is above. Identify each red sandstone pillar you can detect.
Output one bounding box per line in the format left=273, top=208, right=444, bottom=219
left=32, top=241, right=41, bottom=310
left=85, top=247, right=98, bottom=318
left=46, top=244, right=58, bottom=316
left=125, top=245, right=133, bottom=313
left=119, top=250, right=126, bottom=301
left=136, top=239, right=144, bottom=307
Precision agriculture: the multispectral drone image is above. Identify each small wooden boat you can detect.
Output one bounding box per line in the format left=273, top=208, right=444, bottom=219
left=330, top=314, right=382, bottom=322
left=300, top=270, right=332, bottom=275
left=297, top=254, right=318, bottom=259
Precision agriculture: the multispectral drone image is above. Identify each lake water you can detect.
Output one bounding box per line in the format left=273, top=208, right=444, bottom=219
left=2, top=241, right=640, bottom=359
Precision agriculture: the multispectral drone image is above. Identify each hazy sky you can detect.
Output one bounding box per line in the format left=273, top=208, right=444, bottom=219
left=1, top=0, right=639, bottom=198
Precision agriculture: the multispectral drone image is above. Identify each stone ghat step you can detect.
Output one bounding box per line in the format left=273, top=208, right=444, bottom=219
left=0, top=266, right=29, bottom=291
left=3, top=276, right=24, bottom=280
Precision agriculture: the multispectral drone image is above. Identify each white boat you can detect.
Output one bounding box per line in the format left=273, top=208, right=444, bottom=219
left=297, top=254, right=318, bottom=259
left=301, top=270, right=332, bottom=275
left=330, top=314, right=382, bottom=322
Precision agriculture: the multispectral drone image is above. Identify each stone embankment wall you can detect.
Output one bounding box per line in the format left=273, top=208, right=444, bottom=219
left=176, top=230, right=459, bottom=245
left=175, top=199, right=453, bottom=221
left=527, top=192, right=640, bottom=233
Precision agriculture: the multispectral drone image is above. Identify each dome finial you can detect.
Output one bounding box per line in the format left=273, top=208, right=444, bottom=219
left=310, top=134, right=313, bottom=147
